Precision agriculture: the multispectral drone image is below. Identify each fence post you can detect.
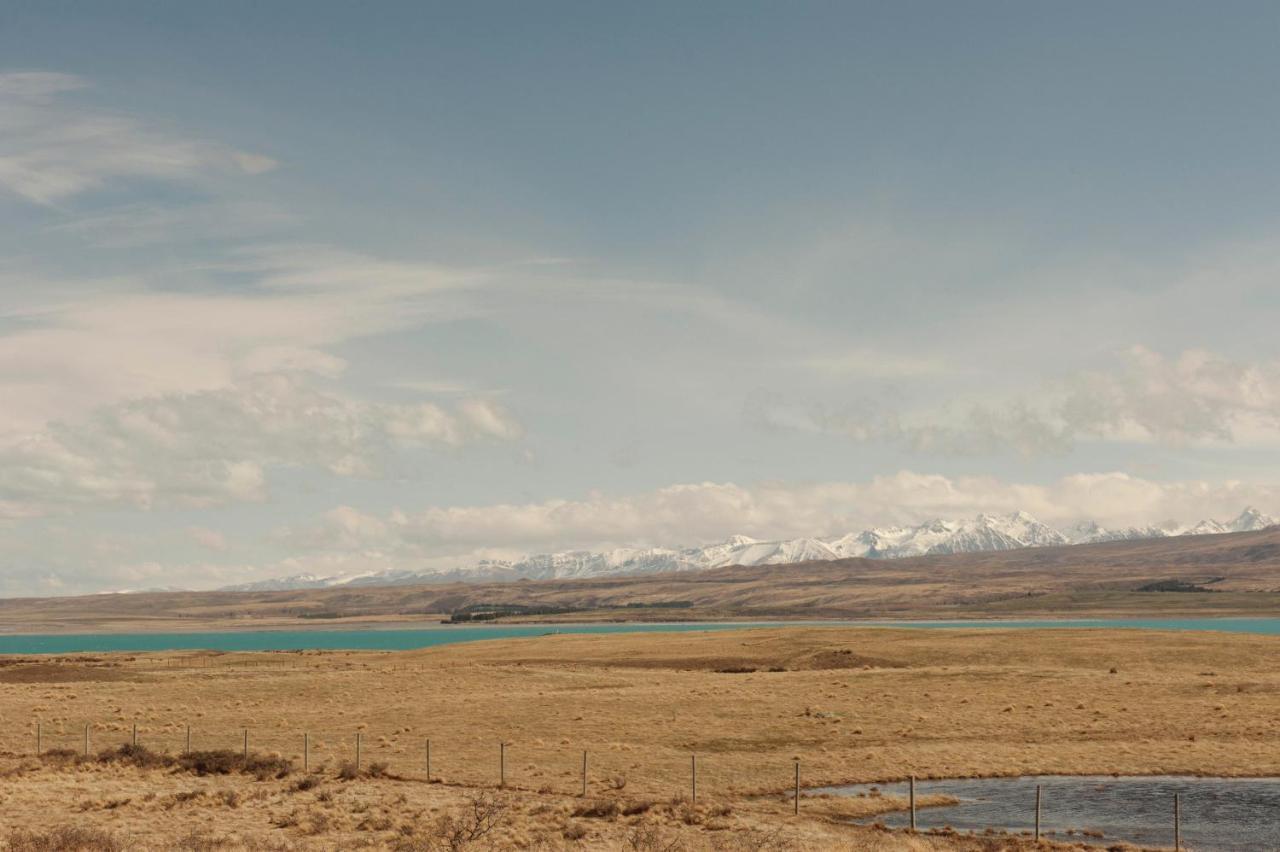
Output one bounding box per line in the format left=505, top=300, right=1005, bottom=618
left=303, top=732, right=309, bottom=772
left=35, top=721, right=41, bottom=755
left=356, top=732, right=362, bottom=771
left=426, top=739, right=432, bottom=781
left=1035, top=783, right=1041, bottom=840
left=499, top=741, right=506, bottom=788
left=794, top=761, right=800, bottom=815
left=243, top=728, right=249, bottom=760
left=1174, top=792, right=1181, bottom=850
left=185, top=725, right=191, bottom=755
left=691, top=754, right=697, bottom=802
left=582, top=750, right=588, bottom=796
left=84, top=723, right=90, bottom=756
left=132, top=723, right=137, bottom=748
left=909, top=775, right=916, bottom=831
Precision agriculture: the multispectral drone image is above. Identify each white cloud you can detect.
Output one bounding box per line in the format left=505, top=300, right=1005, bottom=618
left=188, top=527, right=229, bottom=552
left=0, top=374, right=521, bottom=515
left=276, top=471, right=1280, bottom=571
left=750, top=346, right=1280, bottom=456
left=0, top=71, right=276, bottom=204
left=800, top=348, right=949, bottom=378
left=0, top=244, right=482, bottom=437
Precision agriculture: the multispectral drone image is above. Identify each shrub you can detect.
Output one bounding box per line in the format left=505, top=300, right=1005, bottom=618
left=292, top=774, right=322, bottom=792
left=424, top=792, right=509, bottom=851
left=91, top=744, right=292, bottom=779
left=6, top=826, right=124, bottom=852
left=572, top=799, right=620, bottom=819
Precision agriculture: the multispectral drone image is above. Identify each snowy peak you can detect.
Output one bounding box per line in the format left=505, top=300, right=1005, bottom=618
left=1228, top=506, right=1277, bottom=532
left=219, top=506, right=1279, bottom=591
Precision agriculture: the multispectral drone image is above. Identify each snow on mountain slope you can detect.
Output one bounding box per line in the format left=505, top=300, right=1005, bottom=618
left=220, top=507, right=1278, bottom=591
left=1227, top=506, right=1277, bottom=532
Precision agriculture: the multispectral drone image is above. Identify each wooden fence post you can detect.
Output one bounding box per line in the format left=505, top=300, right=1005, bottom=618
left=499, top=741, right=506, bottom=788
left=303, top=732, right=309, bottom=772
left=582, top=750, right=588, bottom=796
left=35, top=721, right=41, bottom=755
left=794, top=761, right=800, bottom=815
left=1174, top=792, right=1181, bottom=850
left=909, top=775, right=916, bottom=831
left=426, top=739, right=432, bottom=781
left=243, top=728, right=249, bottom=759
left=185, top=725, right=191, bottom=755
left=132, top=723, right=137, bottom=748
left=691, top=754, right=697, bottom=802
left=356, top=732, right=362, bottom=771
left=84, top=723, right=90, bottom=756
left=1035, top=783, right=1041, bottom=840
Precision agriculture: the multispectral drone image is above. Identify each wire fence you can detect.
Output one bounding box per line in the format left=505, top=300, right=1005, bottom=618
left=5, top=655, right=1198, bottom=849
left=15, top=720, right=1197, bottom=850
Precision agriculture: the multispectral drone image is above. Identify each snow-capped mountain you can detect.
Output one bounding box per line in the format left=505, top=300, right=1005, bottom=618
left=221, top=507, right=1278, bottom=591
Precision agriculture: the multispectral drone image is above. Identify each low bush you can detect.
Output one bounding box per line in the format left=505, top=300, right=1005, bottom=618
left=572, top=799, right=620, bottom=819
left=6, top=826, right=124, bottom=852
left=88, top=744, right=292, bottom=780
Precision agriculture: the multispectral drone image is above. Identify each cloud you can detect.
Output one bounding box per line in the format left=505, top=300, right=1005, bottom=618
left=800, top=348, right=949, bottom=378
left=0, top=244, right=482, bottom=437
left=188, top=527, right=229, bottom=552
left=749, top=346, right=1280, bottom=456
left=0, top=374, right=521, bottom=515
left=0, top=71, right=276, bottom=204
left=275, top=471, right=1280, bottom=572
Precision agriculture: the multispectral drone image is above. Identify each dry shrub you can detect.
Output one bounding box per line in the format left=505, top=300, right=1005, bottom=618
left=336, top=761, right=360, bottom=781
left=174, top=831, right=233, bottom=852
left=625, top=823, right=682, bottom=852
left=571, top=798, right=620, bottom=819
left=562, top=822, right=589, bottom=841
left=5, top=826, right=124, bottom=852
left=91, top=744, right=291, bottom=780
left=291, top=774, right=322, bottom=792
left=402, top=791, right=509, bottom=851
left=709, top=826, right=790, bottom=852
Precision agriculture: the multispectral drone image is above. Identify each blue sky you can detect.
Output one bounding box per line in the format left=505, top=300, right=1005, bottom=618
left=3, top=2, right=1280, bottom=594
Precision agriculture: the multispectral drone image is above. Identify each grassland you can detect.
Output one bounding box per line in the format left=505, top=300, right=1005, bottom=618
left=2, top=626, right=1278, bottom=849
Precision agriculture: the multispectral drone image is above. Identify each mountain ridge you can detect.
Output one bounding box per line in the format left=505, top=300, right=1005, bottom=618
left=221, top=506, right=1278, bottom=592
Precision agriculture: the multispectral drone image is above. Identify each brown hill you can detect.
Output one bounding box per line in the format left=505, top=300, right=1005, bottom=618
left=3, top=528, right=1280, bottom=632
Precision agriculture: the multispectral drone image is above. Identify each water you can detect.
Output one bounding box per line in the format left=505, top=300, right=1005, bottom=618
left=0, top=621, right=772, bottom=654
left=821, top=775, right=1280, bottom=851
left=4, top=616, right=1280, bottom=654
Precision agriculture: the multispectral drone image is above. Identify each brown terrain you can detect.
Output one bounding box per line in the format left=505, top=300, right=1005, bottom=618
left=4, top=625, right=1277, bottom=850
left=2, top=528, right=1280, bottom=632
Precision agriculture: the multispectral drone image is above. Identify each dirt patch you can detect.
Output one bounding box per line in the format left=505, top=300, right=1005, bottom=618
left=0, top=663, right=140, bottom=684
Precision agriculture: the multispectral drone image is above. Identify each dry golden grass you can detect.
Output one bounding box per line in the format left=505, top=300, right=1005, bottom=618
left=2, top=625, right=1274, bottom=849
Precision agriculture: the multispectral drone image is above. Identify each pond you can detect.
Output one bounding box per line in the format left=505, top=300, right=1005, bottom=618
left=818, top=775, right=1280, bottom=851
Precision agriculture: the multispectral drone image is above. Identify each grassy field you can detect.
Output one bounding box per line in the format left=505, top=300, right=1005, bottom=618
left=1, top=626, right=1276, bottom=849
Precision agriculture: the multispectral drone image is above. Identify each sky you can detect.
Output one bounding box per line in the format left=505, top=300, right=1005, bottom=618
left=4, top=2, right=1280, bottom=595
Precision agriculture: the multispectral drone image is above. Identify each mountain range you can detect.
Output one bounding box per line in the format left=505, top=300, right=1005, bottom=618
left=221, top=506, right=1278, bottom=592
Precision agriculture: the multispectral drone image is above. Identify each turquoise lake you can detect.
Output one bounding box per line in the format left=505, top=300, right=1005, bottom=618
left=3, top=616, right=1280, bottom=654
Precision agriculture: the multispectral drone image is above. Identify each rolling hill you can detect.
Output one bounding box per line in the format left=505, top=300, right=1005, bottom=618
left=4, top=526, right=1280, bottom=632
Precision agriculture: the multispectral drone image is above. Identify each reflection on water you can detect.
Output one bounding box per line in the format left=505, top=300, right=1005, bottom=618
left=818, top=775, right=1280, bottom=851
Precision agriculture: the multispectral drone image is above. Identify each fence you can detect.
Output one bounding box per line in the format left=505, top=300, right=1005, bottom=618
left=19, top=720, right=1193, bottom=850
left=8, top=654, right=1197, bottom=849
